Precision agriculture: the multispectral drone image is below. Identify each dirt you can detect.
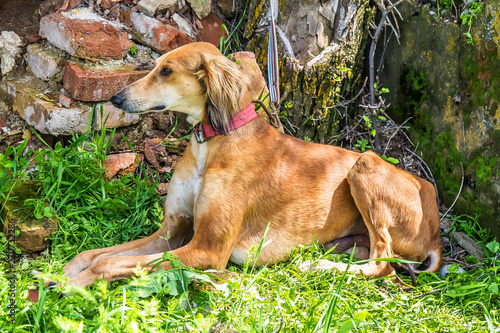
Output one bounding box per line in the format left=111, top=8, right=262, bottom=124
left=0, top=0, right=47, bottom=37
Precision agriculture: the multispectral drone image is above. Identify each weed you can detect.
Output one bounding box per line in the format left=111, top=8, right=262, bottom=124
left=461, top=1, right=483, bottom=44
left=128, top=45, right=138, bottom=56
left=355, top=139, right=372, bottom=152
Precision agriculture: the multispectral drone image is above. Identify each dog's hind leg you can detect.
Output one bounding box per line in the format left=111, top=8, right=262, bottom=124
left=301, top=151, right=440, bottom=278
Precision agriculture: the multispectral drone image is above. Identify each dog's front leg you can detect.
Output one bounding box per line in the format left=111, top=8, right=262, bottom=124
left=67, top=207, right=241, bottom=287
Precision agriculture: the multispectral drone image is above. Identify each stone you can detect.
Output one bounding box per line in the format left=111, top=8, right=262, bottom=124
left=25, top=43, right=67, bottom=82
left=172, top=13, right=194, bottom=39
left=26, top=35, right=43, bottom=43
left=100, top=0, right=122, bottom=9
left=1, top=181, right=58, bottom=254
left=0, top=76, right=92, bottom=136
left=59, top=94, right=72, bottom=108
left=198, top=13, right=223, bottom=47
left=137, top=0, right=179, bottom=17
left=0, top=31, right=22, bottom=76
left=94, top=102, right=141, bottom=129
left=120, top=33, right=135, bottom=50
left=128, top=10, right=193, bottom=53
left=39, top=8, right=124, bottom=61
left=451, top=232, right=486, bottom=259
left=63, top=62, right=150, bottom=101
left=186, top=0, right=211, bottom=19
left=439, top=264, right=465, bottom=277
left=218, top=0, right=238, bottom=18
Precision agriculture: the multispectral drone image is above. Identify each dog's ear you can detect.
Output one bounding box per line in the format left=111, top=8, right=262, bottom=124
left=196, top=56, right=248, bottom=135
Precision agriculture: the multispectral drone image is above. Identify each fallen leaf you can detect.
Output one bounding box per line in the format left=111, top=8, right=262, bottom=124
left=156, top=183, right=169, bottom=195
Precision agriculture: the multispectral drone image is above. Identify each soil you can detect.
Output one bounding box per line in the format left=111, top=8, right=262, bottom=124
left=0, top=0, right=45, bottom=37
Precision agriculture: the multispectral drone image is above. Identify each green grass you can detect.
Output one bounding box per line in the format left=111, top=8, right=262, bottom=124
left=1, top=118, right=499, bottom=332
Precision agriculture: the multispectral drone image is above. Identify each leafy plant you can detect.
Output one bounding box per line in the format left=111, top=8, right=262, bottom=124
left=461, top=1, right=483, bottom=44
left=355, top=139, right=372, bottom=152
left=128, top=45, right=138, bottom=56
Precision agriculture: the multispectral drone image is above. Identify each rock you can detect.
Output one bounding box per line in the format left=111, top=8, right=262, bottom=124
left=94, top=102, right=141, bottom=129
left=198, top=13, right=224, bottom=47
left=63, top=62, right=150, bottom=101
left=100, top=0, right=122, bottom=10
left=0, top=76, right=92, bottom=136
left=0, top=31, right=23, bottom=76
left=439, top=264, right=465, bottom=277
left=137, top=0, right=179, bottom=16
left=39, top=8, right=124, bottom=61
left=186, top=0, right=211, bottom=19
left=120, top=33, right=135, bottom=50
left=25, top=43, right=66, bottom=82
left=451, top=232, right=486, bottom=259
left=58, top=94, right=72, bottom=108
left=104, top=152, right=139, bottom=178
left=172, top=13, right=194, bottom=39
left=218, top=0, right=238, bottom=18
left=128, top=10, right=192, bottom=53
left=1, top=181, right=58, bottom=254
left=26, top=35, right=43, bottom=43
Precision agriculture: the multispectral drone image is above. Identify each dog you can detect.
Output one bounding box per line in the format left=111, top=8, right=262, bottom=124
left=58, top=42, right=441, bottom=287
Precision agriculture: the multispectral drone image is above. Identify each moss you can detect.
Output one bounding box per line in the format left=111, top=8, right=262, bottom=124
left=470, top=155, right=499, bottom=187
left=489, top=129, right=500, bottom=155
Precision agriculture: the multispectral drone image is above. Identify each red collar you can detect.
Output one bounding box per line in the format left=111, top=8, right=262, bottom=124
left=193, top=103, right=258, bottom=143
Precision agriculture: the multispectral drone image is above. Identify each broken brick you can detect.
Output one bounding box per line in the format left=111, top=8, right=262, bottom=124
left=128, top=10, right=192, bottom=53
left=39, top=9, right=124, bottom=61
left=59, top=94, right=72, bottom=108
left=63, top=62, right=149, bottom=101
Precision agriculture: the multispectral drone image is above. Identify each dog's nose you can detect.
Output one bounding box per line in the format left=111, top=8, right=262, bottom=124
left=110, top=94, right=124, bottom=108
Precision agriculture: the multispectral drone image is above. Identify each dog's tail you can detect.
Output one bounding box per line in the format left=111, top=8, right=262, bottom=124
left=413, top=249, right=442, bottom=273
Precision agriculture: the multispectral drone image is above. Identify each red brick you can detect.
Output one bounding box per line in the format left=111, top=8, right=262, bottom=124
left=59, top=94, right=72, bottom=108
left=128, top=11, right=192, bottom=53
left=198, top=13, right=224, bottom=48
left=63, top=62, right=149, bottom=101
left=39, top=9, right=124, bottom=61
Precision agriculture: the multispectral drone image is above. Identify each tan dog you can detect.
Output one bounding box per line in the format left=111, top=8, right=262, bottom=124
left=60, top=42, right=441, bottom=287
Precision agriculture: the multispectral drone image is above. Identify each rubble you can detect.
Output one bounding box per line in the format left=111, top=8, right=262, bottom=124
left=186, top=0, right=211, bottom=19
left=39, top=8, right=124, bottom=61
left=137, top=0, right=182, bottom=17
left=128, top=10, right=193, bottom=53
left=0, top=31, right=23, bottom=76
left=94, top=102, right=141, bottom=129
left=0, top=0, right=239, bottom=141
left=63, top=62, right=149, bottom=101
left=25, top=43, right=67, bottom=81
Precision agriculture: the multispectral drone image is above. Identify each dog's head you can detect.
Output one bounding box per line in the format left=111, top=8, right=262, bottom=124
left=111, top=42, right=250, bottom=134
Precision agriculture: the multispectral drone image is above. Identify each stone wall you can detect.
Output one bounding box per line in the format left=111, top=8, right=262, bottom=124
left=380, top=1, right=500, bottom=236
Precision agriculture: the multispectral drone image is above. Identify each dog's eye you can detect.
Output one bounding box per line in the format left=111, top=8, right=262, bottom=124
left=160, top=68, right=172, bottom=77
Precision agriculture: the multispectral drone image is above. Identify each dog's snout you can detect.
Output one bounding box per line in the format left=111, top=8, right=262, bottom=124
left=110, top=93, right=125, bottom=108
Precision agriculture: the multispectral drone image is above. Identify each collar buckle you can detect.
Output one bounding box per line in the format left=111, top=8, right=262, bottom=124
left=193, top=123, right=210, bottom=143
